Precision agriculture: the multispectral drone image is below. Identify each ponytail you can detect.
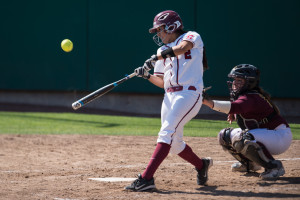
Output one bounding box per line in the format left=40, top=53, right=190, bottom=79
left=256, top=87, right=280, bottom=115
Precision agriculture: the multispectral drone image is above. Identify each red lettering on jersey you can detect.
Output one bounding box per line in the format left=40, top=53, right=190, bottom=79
left=184, top=50, right=192, bottom=59
left=186, top=35, right=194, bottom=40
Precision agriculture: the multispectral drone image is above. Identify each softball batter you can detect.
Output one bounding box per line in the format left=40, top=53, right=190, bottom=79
left=203, top=64, right=292, bottom=179
left=125, top=10, right=212, bottom=192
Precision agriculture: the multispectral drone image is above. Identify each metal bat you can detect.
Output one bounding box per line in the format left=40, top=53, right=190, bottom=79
left=203, top=86, right=212, bottom=92
left=72, top=72, right=136, bottom=110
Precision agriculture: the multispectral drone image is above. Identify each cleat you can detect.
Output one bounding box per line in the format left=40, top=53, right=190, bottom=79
left=260, top=160, right=285, bottom=179
left=196, top=157, right=213, bottom=185
left=231, top=162, right=262, bottom=172
left=124, top=174, right=156, bottom=192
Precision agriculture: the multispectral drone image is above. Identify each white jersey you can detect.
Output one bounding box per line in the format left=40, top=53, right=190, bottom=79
left=154, top=31, right=204, bottom=92
left=153, top=31, right=205, bottom=154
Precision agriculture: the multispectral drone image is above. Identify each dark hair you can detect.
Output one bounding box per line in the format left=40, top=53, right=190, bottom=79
left=175, top=29, right=187, bottom=35
left=202, top=47, right=209, bottom=71
left=256, top=87, right=280, bottom=114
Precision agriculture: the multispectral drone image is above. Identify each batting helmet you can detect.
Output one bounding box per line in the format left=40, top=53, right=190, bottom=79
left=228, top=64, right=260, bottom=98
left=149, top=10, right=183, bottom=34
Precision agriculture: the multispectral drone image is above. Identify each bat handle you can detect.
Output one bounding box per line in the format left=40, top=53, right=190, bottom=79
left=72, top=100, right=83, bottom=110
left=127, top=72, right=137, bottom=79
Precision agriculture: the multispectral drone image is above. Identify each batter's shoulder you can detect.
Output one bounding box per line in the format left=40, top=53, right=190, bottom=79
left=185, top=30, right=199, bottom=35
left=185, top=31, right=202, bottom=38
left=182, top=31, right=203, bottom=48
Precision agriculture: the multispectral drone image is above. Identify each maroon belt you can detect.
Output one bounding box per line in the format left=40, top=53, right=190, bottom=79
left=166, top=86, right=196, bottom=93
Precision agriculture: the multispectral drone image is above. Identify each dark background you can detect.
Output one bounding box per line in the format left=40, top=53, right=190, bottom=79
left=1, top=0, right=299, bottom=98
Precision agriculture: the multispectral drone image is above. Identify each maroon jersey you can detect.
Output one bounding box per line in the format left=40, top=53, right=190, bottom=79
left=229, top=92, right=289, bottom=130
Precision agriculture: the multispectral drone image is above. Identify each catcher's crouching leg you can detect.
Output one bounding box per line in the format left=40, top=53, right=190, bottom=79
left=232, top=131, right=277, bottom=170
left=218, top=128, right=254, bottom=171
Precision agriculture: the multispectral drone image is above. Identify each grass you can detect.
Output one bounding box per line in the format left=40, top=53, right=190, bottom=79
left=0, top=111, right=299, bottom=139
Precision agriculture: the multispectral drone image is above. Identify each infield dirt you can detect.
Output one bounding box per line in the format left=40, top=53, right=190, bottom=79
left=0, top=134, right=299, bottom=200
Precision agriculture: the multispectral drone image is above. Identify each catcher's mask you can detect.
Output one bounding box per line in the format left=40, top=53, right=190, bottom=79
left=227, top=64, right=260, bottom=99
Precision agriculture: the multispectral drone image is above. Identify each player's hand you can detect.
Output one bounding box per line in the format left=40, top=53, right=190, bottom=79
left=143, top=55, right=158, bottom=71
left=134, top=67, right=151, bottom=79
left=227, top=114, right=235, bottom=124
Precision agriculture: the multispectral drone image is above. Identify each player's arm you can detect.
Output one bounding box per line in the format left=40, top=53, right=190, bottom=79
left=156, top=40, right=193, bottom=59
left=134, top=67, right=164, bottom=88
left=203, top=98, right=231, bottom=114
left=136, top=40, right=192, bottom=87
left=203, top=96, right=255, bottom=115
left=203, top=98, right=236, bottom=124
left=148, top=75, right=164, bottom=88
left=140, top=40, right=193, bottom=75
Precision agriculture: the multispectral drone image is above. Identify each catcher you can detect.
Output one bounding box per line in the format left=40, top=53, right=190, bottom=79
left=202, top=64, right=292, bottom=179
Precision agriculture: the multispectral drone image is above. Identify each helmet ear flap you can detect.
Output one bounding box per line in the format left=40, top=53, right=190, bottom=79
left=165, top=20, right=182, bottom=33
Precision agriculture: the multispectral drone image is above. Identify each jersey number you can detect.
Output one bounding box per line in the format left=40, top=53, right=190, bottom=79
left=184, top=50, right=192, bottom=59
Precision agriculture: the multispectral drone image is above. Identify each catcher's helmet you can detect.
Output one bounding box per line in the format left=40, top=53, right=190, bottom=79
left=149, top=10, right=183, bottom=34
left=228, top=64, right=260, bottom=98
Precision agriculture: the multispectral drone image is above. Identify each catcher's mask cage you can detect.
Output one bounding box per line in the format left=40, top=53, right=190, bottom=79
left=149, top=10, right=183, bottom=46
left=227, top=64, right=260, bottom=99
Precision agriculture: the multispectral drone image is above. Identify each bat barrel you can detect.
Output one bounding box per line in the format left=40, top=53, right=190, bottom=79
left=71, top=72, right=137, bottom=110
left=71, top=83, right=114, bottom=110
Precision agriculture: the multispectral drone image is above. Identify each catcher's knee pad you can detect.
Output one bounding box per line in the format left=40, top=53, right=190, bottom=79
left=218, top=128, right=250, bottom=167
left=218, top=128, right=233, bottom=151
left=232, top=130, right=255, bottom=153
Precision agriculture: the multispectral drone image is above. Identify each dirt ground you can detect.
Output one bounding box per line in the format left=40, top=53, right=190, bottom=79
left=0, top=134, right=299, bottom=200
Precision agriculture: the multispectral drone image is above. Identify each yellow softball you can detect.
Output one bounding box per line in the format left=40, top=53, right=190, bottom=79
left=61, top=39, right=73, bottom=52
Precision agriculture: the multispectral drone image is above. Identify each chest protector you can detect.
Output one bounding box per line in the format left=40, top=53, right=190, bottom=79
left=235, top=92, right=278, bottom=130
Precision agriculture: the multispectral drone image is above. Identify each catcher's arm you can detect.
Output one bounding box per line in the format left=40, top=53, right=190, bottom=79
left=203, top=86, right=231, bottom=112
left=202, top=86, right=213, bottom=108
left=203, top=86, right=235, bottom=124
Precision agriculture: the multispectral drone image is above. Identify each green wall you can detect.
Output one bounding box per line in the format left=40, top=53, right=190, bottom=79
left=0, top=1, right=87, bottom=90
left=1, top=0, right=299, bottom=98
left=199, top=0, right=300, bottom=97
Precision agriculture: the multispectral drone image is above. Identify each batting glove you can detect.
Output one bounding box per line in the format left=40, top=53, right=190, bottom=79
left=135, top=67, right=151, bottom=79
left=143, top=54, right=158, bottom=71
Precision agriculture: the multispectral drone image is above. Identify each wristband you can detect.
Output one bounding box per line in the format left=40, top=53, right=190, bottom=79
left=161, top=48, right=176, bottom=59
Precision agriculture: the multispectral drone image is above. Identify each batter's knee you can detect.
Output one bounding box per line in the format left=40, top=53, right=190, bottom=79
left=170, top=140, right=186, bottom=155
left=157, top=130, right=173, bottom=144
